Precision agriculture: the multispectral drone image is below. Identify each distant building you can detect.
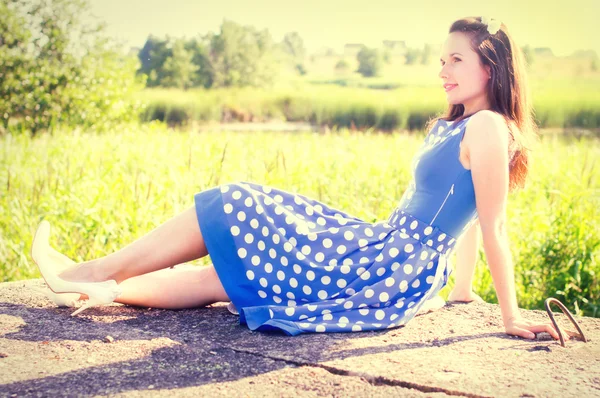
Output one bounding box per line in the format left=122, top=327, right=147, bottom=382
left=314, top=46, right=337, bottom=57
left=382, top=40, right=407, bottom=55
left=344, top=43, right=365, bottom=56
left=534, top=47, right=554, bottom=57
left=568, top=49, right=597, bottom=59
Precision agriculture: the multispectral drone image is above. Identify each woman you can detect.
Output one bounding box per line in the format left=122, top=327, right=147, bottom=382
left=31, top=16, right=561, bottom=340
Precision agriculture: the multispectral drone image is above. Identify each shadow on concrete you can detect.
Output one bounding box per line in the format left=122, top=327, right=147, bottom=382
left=1, top=296, right=511, bottom=397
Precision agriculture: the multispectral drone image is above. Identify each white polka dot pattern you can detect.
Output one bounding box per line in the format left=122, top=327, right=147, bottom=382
left=210, top=180, right=460, bottom=335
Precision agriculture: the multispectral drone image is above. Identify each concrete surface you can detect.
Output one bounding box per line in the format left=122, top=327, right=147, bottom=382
left=1, top=279, right=598, bottom=397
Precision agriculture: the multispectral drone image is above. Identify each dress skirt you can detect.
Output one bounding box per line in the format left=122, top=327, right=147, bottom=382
left=194, top=181, right=457, bottom=336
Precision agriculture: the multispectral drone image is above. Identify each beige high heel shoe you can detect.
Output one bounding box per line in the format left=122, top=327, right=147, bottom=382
left=30, top=246, right=81, bottom=307
left=31, top=220, right=122, bottom=316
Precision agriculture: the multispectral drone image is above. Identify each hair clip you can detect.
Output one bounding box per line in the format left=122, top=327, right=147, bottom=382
left=481, top=16, right=502, bottom=34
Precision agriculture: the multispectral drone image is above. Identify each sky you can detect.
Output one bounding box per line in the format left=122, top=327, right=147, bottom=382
left=88, top=0, right=599, bottom=57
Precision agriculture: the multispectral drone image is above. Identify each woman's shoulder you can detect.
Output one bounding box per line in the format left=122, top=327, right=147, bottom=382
left=465, top=110, right=511, bottom=137
left=463, top=110, right=512, bottom=154
left=467, top=110, right=507, bottom=126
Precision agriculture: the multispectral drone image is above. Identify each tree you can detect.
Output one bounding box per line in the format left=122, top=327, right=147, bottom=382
left=382, top=49, right=392, bottom=64
left=281, top=32, right=306, bottom=75
left=209, top=20, right=279, bottom=88
left=185, top=35, right=213, bottom=88
left=137, top=35, right=171, bottom=87
left=161, top=39, right=198, bottom=90
left=0, top=0, right=142, bottom=135
left=521, top=44, right=535, bottom=69
left=335, top=59, right=350, bottom=73
left=404, top=47, right=421, bottom=65
left=420, top=43, right=433, bottom=65
left=356, top=46, right=383, bottom=77
left=138, top=35, right=212, bottom=88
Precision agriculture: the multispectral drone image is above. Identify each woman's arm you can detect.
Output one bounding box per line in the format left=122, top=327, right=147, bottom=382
left=452, top=219, right=480, bottom=293
left=466, top=111, right=521, bottom=325
left=448, top=220, right=485, bottom=303
left=463, top=111, right=560, bottom=340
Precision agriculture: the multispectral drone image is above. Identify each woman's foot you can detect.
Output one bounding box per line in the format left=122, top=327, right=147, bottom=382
left=31, top=221, right=122, bottom=315
left=447, top=288, right=485, bottom=303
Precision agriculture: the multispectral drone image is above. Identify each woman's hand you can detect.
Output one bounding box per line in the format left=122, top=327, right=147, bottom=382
left=504, top=315, right=563, bottom=340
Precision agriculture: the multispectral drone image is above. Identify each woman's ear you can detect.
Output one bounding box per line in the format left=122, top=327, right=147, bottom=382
left=485, top=65, right=492, bottom=79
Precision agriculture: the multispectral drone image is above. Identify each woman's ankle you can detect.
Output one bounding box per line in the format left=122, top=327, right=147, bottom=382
left=58, top=259, right=114, bottom=283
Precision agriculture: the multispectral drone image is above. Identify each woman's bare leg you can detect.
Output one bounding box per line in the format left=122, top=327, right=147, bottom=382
left=115, top=264, right=230, bottom=308
left=58, top=206, right=208, bottom=284
left=46, top=243, right=230, bottom=308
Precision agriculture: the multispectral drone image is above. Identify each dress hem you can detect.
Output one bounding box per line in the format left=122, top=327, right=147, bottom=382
left=194, top=188, right=250, bottom=325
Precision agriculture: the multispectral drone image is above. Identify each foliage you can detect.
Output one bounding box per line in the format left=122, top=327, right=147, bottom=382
left=136, top=81, right=600, bottom=131
left=356, top=47, right=383, bottom=77
left=161, top=39, right=198, bottom=90
left=521, top=44, right=535, bottom=68
left=138, top=20, right=281, bottom=89
left=137, top=34, right=171, bottom=87
left=462, top=137, right=600, bottom=317
left=404, top=47, right=421, bottom=65
left=0, top=0, right=144, bottom=135
left=420, top=44, right=434, bottom=65
left=334, top=59, right=350, bottom=72
left=2, top=126, right=598, bottom=318
left=281, top=32, right=306, bottom=75
left=382, top=49, right=391, bottom=64
left=184, top=37, right=213, bottom=88
left=209, top=20, right=280, bottom=88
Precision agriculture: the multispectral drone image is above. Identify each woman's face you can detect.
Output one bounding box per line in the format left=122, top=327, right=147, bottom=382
left=439, top=32, right=492, bottom=115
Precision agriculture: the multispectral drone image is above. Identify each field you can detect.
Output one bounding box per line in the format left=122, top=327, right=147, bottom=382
left=1, top=124, right=599, bottom=316
left=137, top=79, right=600, bottom=131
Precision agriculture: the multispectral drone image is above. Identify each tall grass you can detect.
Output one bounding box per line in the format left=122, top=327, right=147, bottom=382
left=1, top=125, right=598, bottom=316
left=471, top=134, right=600, bottom=317
left=138, top=79, right=600, bottom=131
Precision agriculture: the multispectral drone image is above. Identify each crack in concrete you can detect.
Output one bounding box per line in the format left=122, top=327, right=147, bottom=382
left=223, top=346, right=492, bottom=398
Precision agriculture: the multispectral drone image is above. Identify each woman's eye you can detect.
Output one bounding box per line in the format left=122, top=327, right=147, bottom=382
left=441, top=58, right=461, bottom=66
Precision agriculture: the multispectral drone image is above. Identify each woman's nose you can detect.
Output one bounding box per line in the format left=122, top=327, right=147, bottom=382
left=439, top=66, right=448, bottom=79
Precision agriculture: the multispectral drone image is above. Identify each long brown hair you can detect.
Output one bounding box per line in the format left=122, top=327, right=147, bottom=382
left=425, top=16, right=540, bottom=192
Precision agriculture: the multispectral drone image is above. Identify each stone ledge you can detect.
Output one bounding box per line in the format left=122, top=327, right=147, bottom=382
left=1, top=279, right=598, bottom=397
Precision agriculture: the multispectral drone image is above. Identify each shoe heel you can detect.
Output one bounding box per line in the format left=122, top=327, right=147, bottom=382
left=71, top=293, right=120, bottom=316
left=71, top=302, right=92, bottom=316
left=71, top=280, right=122, bottom=316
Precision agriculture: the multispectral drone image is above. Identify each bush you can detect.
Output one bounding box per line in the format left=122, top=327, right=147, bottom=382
left=519, top=189, right=600, bottom=317
left=335, top=59, right=350, bottom=72
left=377, top=109, right=403, bottom=131
left=0, top=0, right=144, bottom=135
left=356, top=47, right=383, bottom=78
left=407, top=112, right=431, bottom=131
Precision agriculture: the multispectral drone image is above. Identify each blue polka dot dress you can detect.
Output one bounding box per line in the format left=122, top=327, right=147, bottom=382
left=194, top=116, right=481, bottom=335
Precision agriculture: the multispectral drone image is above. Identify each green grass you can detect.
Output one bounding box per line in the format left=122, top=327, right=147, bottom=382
left=136, top=55, right=600, bottom=130
left=138, top=77, right=600, bottom=131
left=1, top=124, right=599, bottom=316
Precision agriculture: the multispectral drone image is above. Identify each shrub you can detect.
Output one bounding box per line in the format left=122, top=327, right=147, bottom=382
left=0, top=0, right=144, bottom=135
